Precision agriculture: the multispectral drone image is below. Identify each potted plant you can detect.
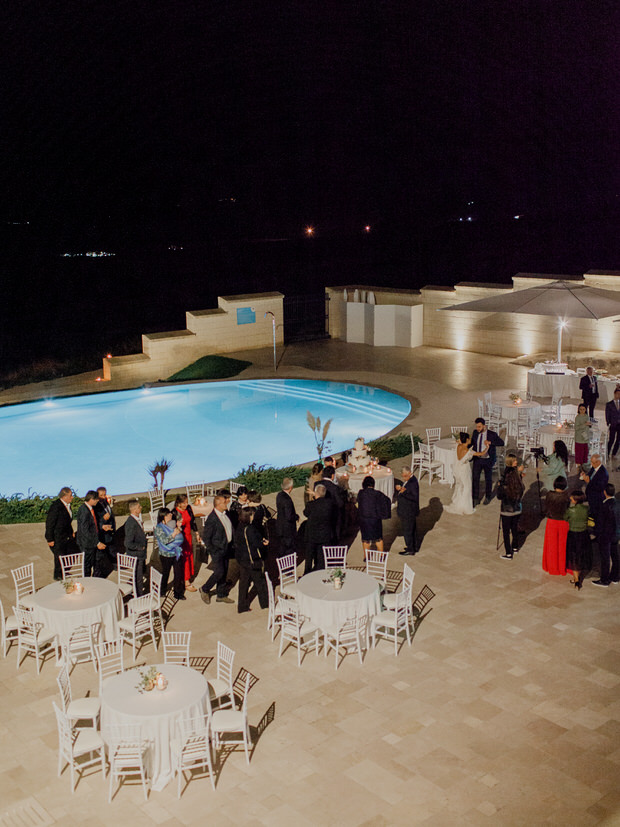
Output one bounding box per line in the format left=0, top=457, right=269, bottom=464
left=329, top=567, right=346, bottom=590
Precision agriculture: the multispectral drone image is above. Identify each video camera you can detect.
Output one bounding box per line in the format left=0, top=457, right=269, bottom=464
left=531, top=445, right=546, bottom=462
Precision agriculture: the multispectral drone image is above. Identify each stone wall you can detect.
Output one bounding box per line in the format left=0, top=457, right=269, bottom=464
left=327, top=271, right=620, bottom=357
left=103, top=292, right=284, bottom=384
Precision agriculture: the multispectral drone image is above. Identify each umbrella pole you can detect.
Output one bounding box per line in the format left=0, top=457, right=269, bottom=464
left=557, top=322, right=562, bottom=363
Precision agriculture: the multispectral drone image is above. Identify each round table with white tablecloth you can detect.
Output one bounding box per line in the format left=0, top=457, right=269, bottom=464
left=101, top=663, right=209, bottom=791
left=432, top=438, right=457, bottom=484
left=535, top=424, right=601, bottom=455
left=30, top=577, right=123, bottom=650
left=335, top=465, right=394, bottom=498
left=528, top=370, right=620, bottom=404
left=295, top=569, right=381, bottom=635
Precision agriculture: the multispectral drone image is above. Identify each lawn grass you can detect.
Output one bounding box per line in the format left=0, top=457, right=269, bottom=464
left=167, top=354, right=252, bottom=382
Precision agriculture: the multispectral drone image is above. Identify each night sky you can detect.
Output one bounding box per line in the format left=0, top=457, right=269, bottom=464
left=1, top=1, right=618, bottom=368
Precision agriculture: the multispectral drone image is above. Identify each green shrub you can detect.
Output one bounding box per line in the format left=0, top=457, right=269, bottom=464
left=167, top=355, right=252, bottom=382
left=367, top=433, right=420, bottom=462
left=231, top=463, right=310, bottom=495
left=0, top=491, right=86, bottom=525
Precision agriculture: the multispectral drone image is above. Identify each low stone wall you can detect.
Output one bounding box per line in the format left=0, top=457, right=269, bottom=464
left=103, top=292, right=284, bottom=384
left=327, top=270, right=620, bottom=358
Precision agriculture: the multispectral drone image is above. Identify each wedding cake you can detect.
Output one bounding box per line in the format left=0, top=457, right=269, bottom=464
left=349, top=437, right=370, bottom=471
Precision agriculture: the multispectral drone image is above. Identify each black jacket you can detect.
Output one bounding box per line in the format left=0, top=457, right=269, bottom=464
left=357, top=487, right=392, bottom=521
left=598, top=497, right=617, bottom=544
left=234, top=523, right=265, bottom=568
left=470, top=428, right=504, bottom=465
left=95, top=499, right=116, bottom=546
left=303, top=497, right=337, bottom=543
left=76, top=504, right=99, bottom=551
left=202, top=510, right=232, bottom=556
left=276, top=491, right=298, bottom=539
left=579, top=374, right=599, bottom=401
left=45, top=499, right=74, bottom=546
left=397, top=476, right=419, bottom=518
left=124, top=514, right=148, bottom=559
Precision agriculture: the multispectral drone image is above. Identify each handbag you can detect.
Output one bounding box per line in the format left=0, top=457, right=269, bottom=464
left=244, top=528, right=264, bottom=572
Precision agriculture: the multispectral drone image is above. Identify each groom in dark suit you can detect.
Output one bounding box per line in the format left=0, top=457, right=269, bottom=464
left=471, top=417, right=504, bottom=506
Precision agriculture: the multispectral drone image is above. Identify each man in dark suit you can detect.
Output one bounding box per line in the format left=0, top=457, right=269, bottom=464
left=592, top=483, right=619, bottom=587
left=45, top=486, right=75, bottom=580
left=605, top=388, right=620, bottom=462
left=77, top=490, right=107, bottom=578
left=470, top=417, right=505, bottom=505
left=396, top=466, right=419, bottom=556
left=316, top=465, right=347, bottom=540
left=276, top=477, right=298, bottom=557
left=124, top=498, right=148, bottom=595
left=579, top=366, right=599, bottom=420
left=581, top=454, right=609, bottom=531
left=94, top=486, right=116, bottom=577
left=303, top=484, right=337, bottom=573
left=200, top=494, right=235, bottom=604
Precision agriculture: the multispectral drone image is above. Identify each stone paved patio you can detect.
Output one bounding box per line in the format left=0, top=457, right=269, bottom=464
left=1, top=343, right=619, bottom=825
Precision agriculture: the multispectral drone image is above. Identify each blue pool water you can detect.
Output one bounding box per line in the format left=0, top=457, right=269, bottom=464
left=0, top=379, right=410, bottom=497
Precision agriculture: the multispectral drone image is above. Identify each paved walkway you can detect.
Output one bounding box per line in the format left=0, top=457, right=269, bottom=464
left=1, top=343, right=619, bottom=825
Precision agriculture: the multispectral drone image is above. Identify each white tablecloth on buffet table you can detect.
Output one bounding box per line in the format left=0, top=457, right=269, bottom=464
left=528, top=370, right=619, bottom=403
left=336, top=465, right=394, bottom=498
left=295, top=569, right=381, bottom=634
left=432, top=438, right=457, bottom=485
left=101, top=663, right=209, bottom=791
left=30, top=577, right=123, bottom=650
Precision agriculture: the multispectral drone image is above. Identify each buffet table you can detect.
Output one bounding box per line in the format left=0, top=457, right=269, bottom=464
left=528, top=370, right=619, bottom=403
left=30, top=577, right=123, bottom=653
left=295, top=569, right=381, bottom=635
left=101, top=663, right=210, bottom=791
left=335, top=465, right=394, bottom=498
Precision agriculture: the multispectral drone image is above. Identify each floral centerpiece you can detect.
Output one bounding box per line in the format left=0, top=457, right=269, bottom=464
left=62, top=579, right=75, bottom=594
left=509, top=392, right=522, bottom=403
left=136, top=666, right=159, bottom=693
left=328, top=567, right=346, bottom=590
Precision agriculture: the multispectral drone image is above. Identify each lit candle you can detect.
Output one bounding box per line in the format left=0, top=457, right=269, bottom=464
left=74, top=582, right=84, bottom=594
left=155, top=673, right=167, bottom=691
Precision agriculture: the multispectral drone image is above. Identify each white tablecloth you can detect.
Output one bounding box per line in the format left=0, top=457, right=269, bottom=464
left=432, top=438, right=457, bottom=485
left=336, top=465, right=394, bottom=498
left=30, top=577, right=123, bottom=649
left=101, top=663, right=209, bottom=791
left=295, top=569, right=381, bottom=634
left=536, top=424, right=601, bottom=454
left=528, top=371, right=619, bottom=403
left=494, top=398, right=541, bottom=421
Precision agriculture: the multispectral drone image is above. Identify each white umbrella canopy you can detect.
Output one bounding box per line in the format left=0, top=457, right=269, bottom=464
left=439, top=280, right=620, bottom=361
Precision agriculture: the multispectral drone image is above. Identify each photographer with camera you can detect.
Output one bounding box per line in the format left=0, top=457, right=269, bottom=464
left=540, top=440, right=569, bottom=492
left=497, top=455, right=525, bottom=560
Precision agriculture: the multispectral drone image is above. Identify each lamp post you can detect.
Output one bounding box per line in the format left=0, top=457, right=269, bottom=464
left=557, top=318, right=567, bottom=363
left=265, top=311, right=276, bottom=372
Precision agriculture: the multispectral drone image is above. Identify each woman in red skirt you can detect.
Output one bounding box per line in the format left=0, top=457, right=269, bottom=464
left=542, top=477, right=570, bottom=575
left=171, top=494, right=198, bottom=591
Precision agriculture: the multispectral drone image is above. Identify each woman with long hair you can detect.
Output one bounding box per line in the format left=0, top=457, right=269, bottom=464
left=444, top=432, right=475, bottom=515
left=564, top=489, right=591, bottom=589
left=171, top=493, right=198, bottom=592
left=234, top=507, right=269, bottom=613
left=542, top=477, right=570, bottom=576
left=541, top=440, right=569, bottom=491
left=498, top=455, right=525, bottom=560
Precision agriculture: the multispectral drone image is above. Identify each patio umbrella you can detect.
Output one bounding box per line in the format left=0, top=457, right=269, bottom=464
left=439, top=280, right=620, bottom=362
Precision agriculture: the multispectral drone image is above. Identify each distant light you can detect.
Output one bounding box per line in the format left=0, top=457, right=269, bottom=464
left=514, top=215, right=522, bottom=220
left=305, top=226, right=314, bottom=237
left=364, top=225, right=371, bottom=233
left=106, top=353, right=112, bottom=359
left=95, top=376, right=102, bottom=382
left=459, top=218, right=463, bottom=222
left=467, top=217, right=472, bottom=222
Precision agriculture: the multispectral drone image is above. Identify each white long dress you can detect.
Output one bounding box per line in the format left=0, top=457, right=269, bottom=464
left=444, top=448, right=475, bottom=515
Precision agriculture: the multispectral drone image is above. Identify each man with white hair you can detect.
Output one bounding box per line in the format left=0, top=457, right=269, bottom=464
left=581, top=454, right=608, bottom=530
left=276, top=477, right=298, bottom=557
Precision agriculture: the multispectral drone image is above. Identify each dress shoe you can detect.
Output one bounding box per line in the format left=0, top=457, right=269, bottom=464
left=592, top=580, right=609, bottom=588
left=216, top=596, right=234, bottom=604
left=175, top=594, right=186, bottom=600
left=499, top=554, right=513, bottom=560
left=200, top=589, right=212, bottom=604
left=482, top=496, right=491, bottom=505
left=399, top=550, right=415, bottom=556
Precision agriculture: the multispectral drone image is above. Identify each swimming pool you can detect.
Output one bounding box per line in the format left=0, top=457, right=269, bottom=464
left=0, top=379, right=410, bottom=496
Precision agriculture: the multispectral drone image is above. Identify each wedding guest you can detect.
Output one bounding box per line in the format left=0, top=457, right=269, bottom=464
left=171, top=494, right=198, bottom=592
left=124, top=499, right=147, bottom=595
left=229, top=486, right=249, bottom=523
left=396, top=466, right=419, bottom=556
left=357, top=475, right=392, bottom=558
left=234, top=508, right=269, bottom=613
left=276, top=477, right=298, bottom=557
left=77, top=490, right=106, bottom=578
left=498, top=455, right=525, bottom=560
left=592, top=483, right=619, bottom=588
left=579, top=366, right=599, bottom=420
left=247, top=490, right=270, bottom=537
left=542, top=477, right=570, bottom=576
left=200, top=494, right=234, bottom=604
left=580, top=454, right=608, bottom=531
left=153, top=507, right=185, bottom=600
left=94, top=486, right=115, bottom=577
left=540, top=440, right=569, bottom=491
left=573, top=404, right=592, bottom=467
left=605, top=387, right=620, bottom=463
left=564, top=490, right=590, bottom=590
left=303, top=484, right=336, bottom=573
left=45, top=487, right=75, bottom=580
left=470, top=417, right=504, bottom=506
left=317, top=465, right=347, bottom=539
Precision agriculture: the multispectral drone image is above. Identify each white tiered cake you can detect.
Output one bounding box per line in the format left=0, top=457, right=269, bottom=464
left=349, top=437, right=370, bottom=472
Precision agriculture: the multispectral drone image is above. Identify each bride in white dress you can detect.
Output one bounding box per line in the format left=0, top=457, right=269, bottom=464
left=444, top=432, right=475, bottom=515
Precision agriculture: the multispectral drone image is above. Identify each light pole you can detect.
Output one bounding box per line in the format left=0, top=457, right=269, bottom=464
left=265, top=311, right=276, bottom=372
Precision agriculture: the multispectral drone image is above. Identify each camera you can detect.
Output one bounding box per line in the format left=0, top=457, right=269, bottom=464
left=531, top=446, right=546, bottom=460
